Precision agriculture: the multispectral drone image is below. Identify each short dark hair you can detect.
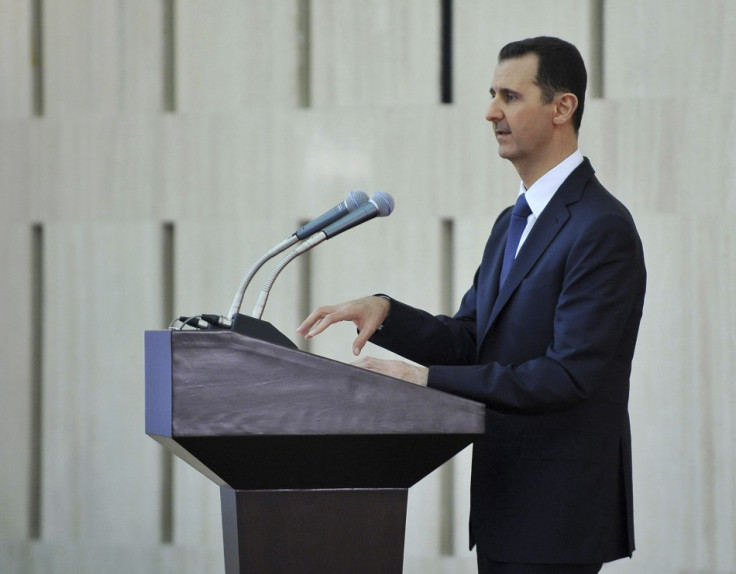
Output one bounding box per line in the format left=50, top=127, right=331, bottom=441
left=499, top=36, right=587, bottom=133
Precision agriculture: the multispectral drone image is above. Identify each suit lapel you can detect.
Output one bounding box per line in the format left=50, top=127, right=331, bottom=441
left=474, top=211, right=509, bottom=341
left=489, top=200, right=569, bottom=322
left=476, top=158, right=594, bottom=350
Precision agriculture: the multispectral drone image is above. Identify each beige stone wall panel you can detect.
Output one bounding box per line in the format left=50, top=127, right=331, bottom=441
left=0, top=225, right=33, bottom=540
left=0, top=0, right=32, bottom=116
left=175, top=0, right=302, bottom=112
left=310, top=0, right=441, bottom=106
left=605, top=1, right=736, bottom=98
left=41, top=223, right=163, bottom=543
left=44, top=0, right=165, bottom=114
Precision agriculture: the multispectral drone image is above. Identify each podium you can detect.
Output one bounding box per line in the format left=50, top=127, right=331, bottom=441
left=145, top=329, right=485, bottom=573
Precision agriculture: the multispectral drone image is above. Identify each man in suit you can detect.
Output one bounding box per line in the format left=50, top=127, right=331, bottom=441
left=297, top=36, right=646, bottom=574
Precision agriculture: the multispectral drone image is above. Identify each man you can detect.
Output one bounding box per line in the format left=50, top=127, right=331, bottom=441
left=297, top=37, right=646, bottom=573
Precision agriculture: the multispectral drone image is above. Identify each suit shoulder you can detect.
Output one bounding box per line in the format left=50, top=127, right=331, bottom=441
left=577, top=176, right=636, bottom=222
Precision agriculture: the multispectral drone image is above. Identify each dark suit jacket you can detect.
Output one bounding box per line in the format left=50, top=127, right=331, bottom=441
left=371, top=158, right=646, bottom=564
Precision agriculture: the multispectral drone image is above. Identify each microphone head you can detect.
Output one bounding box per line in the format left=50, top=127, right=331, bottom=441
left=345, top=190, right=370, bottom=211
left=371, top=191, right=395, bottom=217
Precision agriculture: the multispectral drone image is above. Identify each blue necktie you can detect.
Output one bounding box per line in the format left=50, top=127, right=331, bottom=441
left=499, top=193, right=531, bottom=286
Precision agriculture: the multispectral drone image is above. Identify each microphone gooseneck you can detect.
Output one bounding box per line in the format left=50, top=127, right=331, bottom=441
left=227, top=191, right=370, bottom=320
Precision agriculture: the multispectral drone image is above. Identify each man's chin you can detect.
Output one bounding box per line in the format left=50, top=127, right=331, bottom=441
left=496, top=145, right=514, bottom=160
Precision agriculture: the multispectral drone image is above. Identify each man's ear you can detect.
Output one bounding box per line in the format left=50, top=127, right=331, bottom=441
left=552, top=93, right=578, bottom=126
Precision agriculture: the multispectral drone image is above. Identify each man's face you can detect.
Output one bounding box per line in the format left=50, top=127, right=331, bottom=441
left=486, top=53, right=556, bottom=173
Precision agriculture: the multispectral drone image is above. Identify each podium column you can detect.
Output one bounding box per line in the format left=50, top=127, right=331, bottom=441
left=221, top=487, right=408, bottom=574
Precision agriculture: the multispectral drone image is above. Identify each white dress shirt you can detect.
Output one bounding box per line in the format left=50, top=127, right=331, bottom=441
left=514, top=150, right=584, bottom=255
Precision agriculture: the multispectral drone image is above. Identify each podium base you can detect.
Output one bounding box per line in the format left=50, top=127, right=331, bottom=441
left=221, top=487, right=408, bottom=574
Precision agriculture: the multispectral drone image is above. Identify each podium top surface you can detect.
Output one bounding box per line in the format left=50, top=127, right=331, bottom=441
left=145, top=329, right=485, bottom=489
left=146, top=329, right=485, bottom=439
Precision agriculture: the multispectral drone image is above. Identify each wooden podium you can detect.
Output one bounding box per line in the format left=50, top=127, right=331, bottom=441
left=145, top=328, right=484, bottom=573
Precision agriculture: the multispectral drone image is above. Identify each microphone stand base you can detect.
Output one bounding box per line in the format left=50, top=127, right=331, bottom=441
left=230, top=313, right=297, bottom=349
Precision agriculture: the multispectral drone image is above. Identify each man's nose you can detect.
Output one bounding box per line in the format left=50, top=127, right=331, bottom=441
left=485, top=100, right=502, bottom=123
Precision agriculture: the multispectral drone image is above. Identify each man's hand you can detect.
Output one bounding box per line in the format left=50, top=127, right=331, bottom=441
left=297, top=296, right=391, bottom=356
left=352, top=357, right=429, bottom=387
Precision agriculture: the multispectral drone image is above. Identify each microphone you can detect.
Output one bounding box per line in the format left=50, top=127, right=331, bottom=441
left=251, top=192, right=395, bottom=319
left=226, top=191, right=370, bottom=319
left=321, top=191, right=395, bottom=239
left=294, top=190, right=370, bottom=239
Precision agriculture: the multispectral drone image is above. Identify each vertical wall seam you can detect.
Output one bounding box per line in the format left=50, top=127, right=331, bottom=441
left=28, top=223, right=44, bottom=540
left=163, top=0, right=176, bottom=112
left=590, top=0, right=605, bottom=98
left=440, top=0, right=453, bottom=104
left=297, top=0, right=312, bottom=108
left=160, top=222, right=175, bottom=543
left=31, top=0, right=44, bottom=115
left=439, top=217, right=455, bottom=554
left=117, top=1, right=126, bottom=113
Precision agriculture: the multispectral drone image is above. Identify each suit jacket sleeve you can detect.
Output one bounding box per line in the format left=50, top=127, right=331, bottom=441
left=371, top=207, right=646, bottom=414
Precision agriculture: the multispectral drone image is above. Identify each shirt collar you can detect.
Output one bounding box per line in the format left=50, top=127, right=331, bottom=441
left=517, top=150, right=584, bottom=217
